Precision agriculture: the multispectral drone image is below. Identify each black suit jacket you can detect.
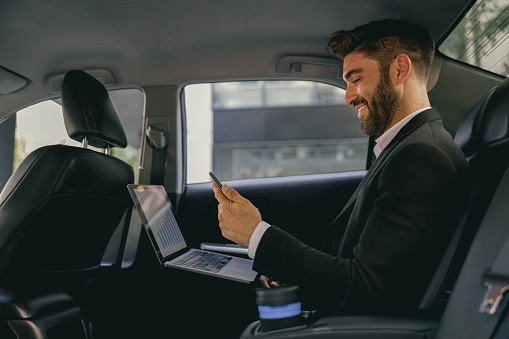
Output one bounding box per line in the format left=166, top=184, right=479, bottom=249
left=253, top=109, right=468, bottom=314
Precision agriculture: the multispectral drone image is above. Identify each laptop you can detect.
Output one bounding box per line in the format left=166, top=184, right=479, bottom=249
left=127, top=184, right=258, bottom=283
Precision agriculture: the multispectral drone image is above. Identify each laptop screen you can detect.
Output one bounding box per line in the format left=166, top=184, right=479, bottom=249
left=128, top=185, right=187, bottom=261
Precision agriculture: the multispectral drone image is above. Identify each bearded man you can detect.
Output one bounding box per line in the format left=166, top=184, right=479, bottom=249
left=213, top=19, right=467, bottom=315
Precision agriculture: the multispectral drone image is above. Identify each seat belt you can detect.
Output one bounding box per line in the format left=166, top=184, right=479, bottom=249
left=479, top=238, right=509, bottom=317
left=461, top=163, right=509, bottom=339
left=146, top=125, right=168, bottom=185
left=478, top=234, right=509, bottom=338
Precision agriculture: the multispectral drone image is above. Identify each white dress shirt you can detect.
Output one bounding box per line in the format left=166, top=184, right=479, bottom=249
left=247, top=107, right=431, bottom=259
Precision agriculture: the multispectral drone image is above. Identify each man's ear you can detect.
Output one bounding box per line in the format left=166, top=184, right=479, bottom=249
left=393, top=54, right=412, bottom=84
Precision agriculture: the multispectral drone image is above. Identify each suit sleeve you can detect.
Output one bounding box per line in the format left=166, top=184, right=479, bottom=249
left=252, top=141, right=461, bottom=312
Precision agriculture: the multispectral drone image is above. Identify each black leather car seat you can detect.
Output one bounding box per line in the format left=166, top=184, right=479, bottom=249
left=418, top=76, right=509, bottom=312
left=0, top=70, right=134, bottom=286
left=432, top=77, right=509, bottom=337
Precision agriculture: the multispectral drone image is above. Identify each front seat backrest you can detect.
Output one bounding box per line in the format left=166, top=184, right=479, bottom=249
left=419, top=77, right=509, bottom=311
left=0, top=70, right=134, bottom=286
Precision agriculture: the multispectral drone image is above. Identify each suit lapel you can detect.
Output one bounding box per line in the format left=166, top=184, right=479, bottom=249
left=322, top=108, right=442, bottom=251
left=337, top=108, right=441, bottom=215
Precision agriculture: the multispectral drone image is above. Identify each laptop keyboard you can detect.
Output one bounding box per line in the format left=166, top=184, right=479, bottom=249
left=172, top=251, right=232, bottom=273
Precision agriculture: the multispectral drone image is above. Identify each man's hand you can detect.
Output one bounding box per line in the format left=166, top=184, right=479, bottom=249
left=259, top=275, right=282, bottom=288
left=212, top=183, right=262, bottom=247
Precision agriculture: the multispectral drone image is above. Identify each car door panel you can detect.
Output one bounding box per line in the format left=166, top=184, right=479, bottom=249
left=177, top=171, right=366, bottom=252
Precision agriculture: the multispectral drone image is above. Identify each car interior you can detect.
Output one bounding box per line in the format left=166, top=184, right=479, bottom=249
left=0, top=0, right=508, bottom=338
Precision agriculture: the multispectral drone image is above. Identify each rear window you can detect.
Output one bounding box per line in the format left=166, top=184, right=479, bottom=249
left=439, top=0, right=509, bottom=76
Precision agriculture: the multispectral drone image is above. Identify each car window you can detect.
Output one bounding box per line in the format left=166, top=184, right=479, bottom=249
left=184, top=81, right=368, bottom=184
left=8, top=88, right=144, bottom=183
left=439, top=0, right=509, bottom=76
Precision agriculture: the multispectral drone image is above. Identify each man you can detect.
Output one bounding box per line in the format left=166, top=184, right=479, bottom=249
left=213, top=19, right=467, bottom=315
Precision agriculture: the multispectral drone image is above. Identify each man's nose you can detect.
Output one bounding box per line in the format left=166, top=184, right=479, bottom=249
left=344, top=85, right=357, bottom=106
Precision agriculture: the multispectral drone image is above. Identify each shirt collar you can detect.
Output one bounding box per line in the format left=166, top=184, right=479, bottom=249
left=373, top=107, right=431, bottom=158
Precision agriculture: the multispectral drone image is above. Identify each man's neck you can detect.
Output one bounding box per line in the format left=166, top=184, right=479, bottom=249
left=374, top=107, right=431, bottom=158
left=385, top=86, right=430, bottom=133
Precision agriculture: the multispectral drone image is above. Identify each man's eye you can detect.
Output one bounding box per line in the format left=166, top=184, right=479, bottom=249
left=353, top=78, right=360, bottom=84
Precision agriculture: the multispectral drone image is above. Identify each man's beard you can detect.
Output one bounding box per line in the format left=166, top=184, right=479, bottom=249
left=358, top=70, right=401, bottom=136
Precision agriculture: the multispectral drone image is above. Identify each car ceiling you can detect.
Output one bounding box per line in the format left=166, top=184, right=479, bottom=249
left=0, top=0, right=472, bottom=120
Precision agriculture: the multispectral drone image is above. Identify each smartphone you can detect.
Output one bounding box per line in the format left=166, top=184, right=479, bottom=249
left=209, top=172, right=223, bottom=188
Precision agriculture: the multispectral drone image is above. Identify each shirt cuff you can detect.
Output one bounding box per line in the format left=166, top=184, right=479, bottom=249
left=248, top=221, right=271, bottom=259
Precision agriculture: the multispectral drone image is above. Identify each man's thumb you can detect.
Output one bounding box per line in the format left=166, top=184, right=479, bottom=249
left=222, top=185, right=240, bottom=201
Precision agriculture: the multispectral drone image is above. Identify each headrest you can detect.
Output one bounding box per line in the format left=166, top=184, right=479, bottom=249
left=455, top=77, right=509, bottom=158
left=61, top=70, right=128, bottom=149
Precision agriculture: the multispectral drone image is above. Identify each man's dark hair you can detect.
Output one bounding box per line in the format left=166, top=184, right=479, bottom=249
left=327, top=19, right=435, bottom=81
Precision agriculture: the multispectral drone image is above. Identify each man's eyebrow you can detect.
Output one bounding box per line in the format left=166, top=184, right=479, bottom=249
left=343, top=68, right=363, bottom=81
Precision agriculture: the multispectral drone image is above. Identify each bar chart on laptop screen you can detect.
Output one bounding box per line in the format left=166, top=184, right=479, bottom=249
left=136, top=187, right=186, bottom=257
left=156, top=202, right=184, bottom=249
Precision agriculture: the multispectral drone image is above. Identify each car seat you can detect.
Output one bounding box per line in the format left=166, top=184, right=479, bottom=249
left=0, top=70, right=134, bottom=286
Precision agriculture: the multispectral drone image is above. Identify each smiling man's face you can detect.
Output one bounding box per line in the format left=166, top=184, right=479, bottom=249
left=343, top=52, right=401, bottom=136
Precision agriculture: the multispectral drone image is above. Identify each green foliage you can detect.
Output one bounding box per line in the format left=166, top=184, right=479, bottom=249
left=439, top=0, right=509, bottom=75
left=13, top=135, right=27, bottom=172
left=112, top=145, right=141, bottom=183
